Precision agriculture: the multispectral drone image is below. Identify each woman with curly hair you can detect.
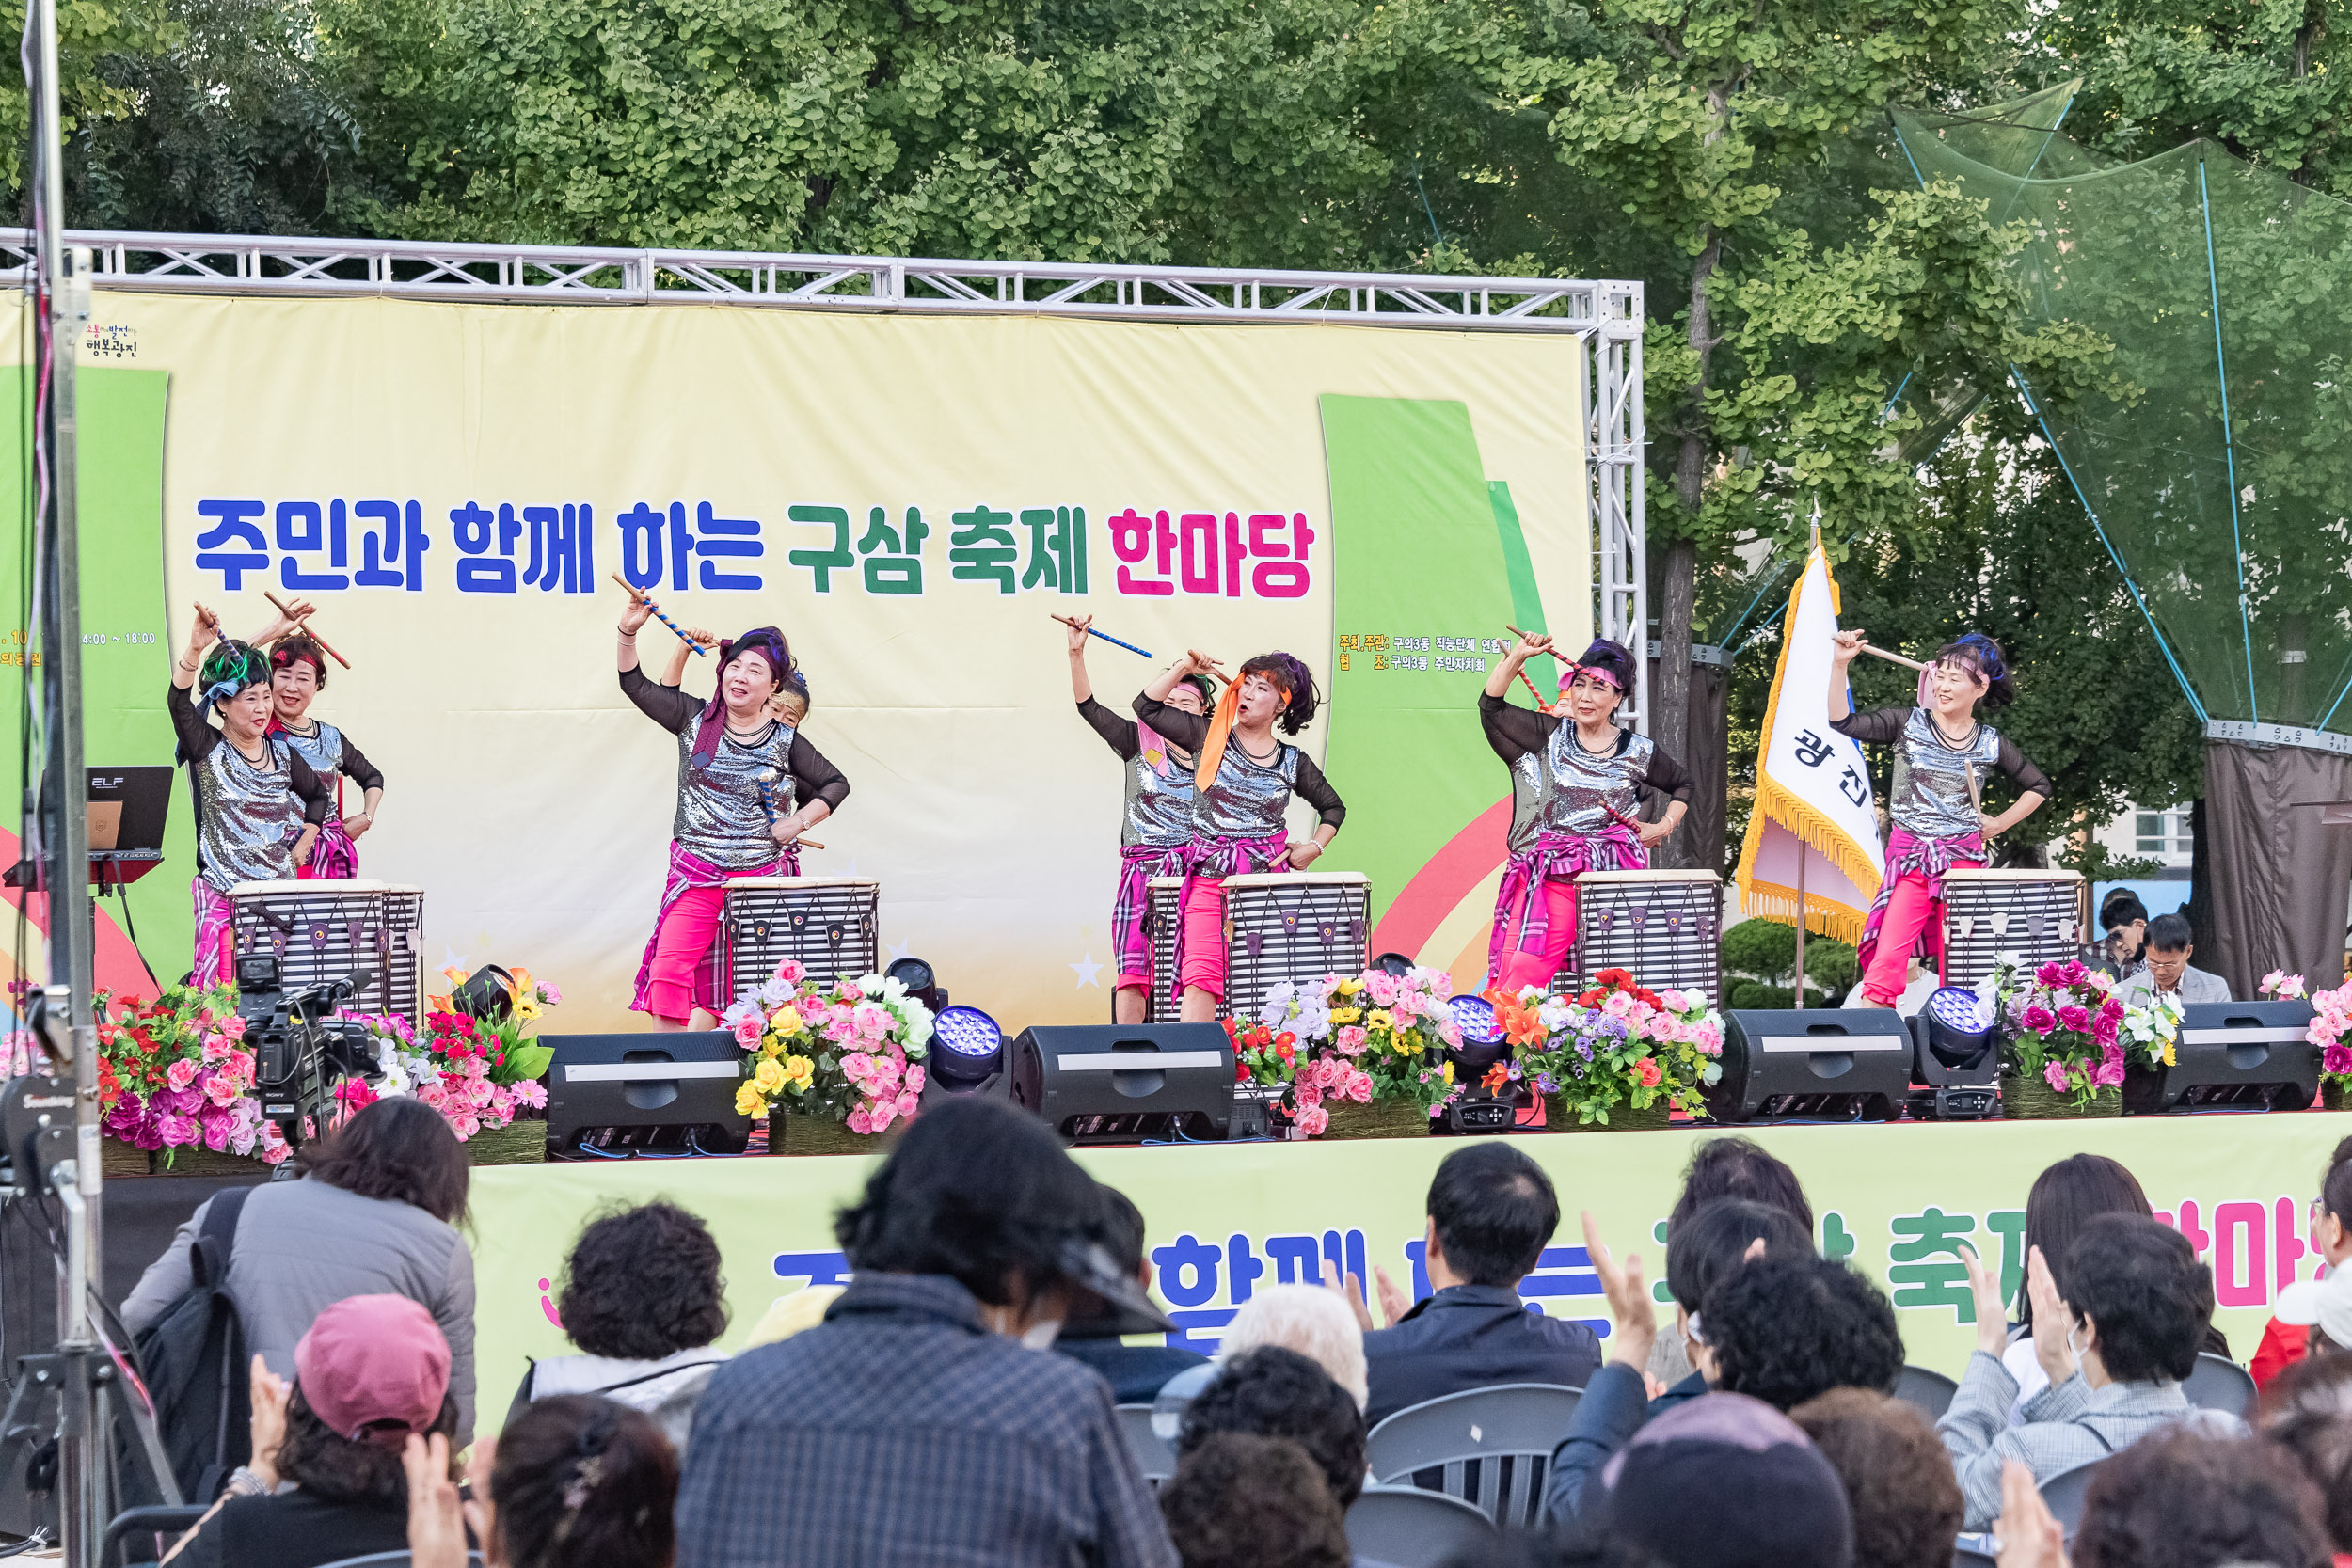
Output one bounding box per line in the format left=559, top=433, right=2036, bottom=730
left=168, top=603, right=333, bottom=986
left=1478, top=633, right=1690, bottom=995
left=1133, top=649, right=1344, bottom=1022
left=512, top=1202, right=730, bottom=1449
left=1829, top=630, right=2051, bottom=1008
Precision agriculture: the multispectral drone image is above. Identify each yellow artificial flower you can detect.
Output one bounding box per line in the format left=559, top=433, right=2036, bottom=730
left=735, top=1082, right=769, bottom=1117
left=753, top=1057, right=787, bottom=1093
left=1442, top=1060, right=1455, bottom=1083
left=782, top=1055, right=815, bottom=1089
left=1329, top=1007, right=1361, bottom=1025
left=760, top=1036, right=784, bottom=1058
left=512, top=992, right=540, bottom=1022
left=1369, top=1009, right=1394, bottom=1034
left=1334, top=978, right=1362, bottom=997
left=771, top=1006, right=803, bottom=1037
left=2163, top=1040, right=2177, bottom=1067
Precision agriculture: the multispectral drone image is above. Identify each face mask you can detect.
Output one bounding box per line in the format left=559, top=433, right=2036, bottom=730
left=2066, top=1321, right=2088, bottom=1368
left=1020, top=1319, right=1064, bottom=1351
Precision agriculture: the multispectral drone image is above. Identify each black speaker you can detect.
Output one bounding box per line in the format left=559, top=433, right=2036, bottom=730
left=2122, top=999, right=2320, bottom=1113
left=1907, top=988, right=2001, bottom=1120
left=1705, top=1010, right=1910, bottom=1123
left=545, top=1032, right=752, bottom=1157
left=1008, top=1023, right=1235, bottom=1145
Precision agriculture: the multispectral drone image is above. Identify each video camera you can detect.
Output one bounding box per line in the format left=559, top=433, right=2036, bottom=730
left=236, top=954, right=378, bottom=1150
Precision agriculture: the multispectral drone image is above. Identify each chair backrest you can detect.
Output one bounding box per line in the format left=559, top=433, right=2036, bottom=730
left=2039, top=1457, right=2107, bottom=1540
left=1116, top=1402, right=1178, bottom=1484
left=102, top=1503, right=210, bottom=1568
left=1952, top=1548, right=1999, bottom=1568
left=314, top=1554, right=485, bottom=1568
left=1896, top=1363, right=1960, bottom=1422
left=1345, top=1484, right=1498, bottom=1568
left=2182, top=1353, right=2257, bottom=1418
left=1364, top=1384, right=1583, bottom=1529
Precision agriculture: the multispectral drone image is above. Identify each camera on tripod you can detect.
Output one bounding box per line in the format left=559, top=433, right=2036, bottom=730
left=236, top=955, right=377, bottom=1150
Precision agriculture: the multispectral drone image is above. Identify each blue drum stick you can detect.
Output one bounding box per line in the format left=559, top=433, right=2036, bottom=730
left=1054, top=614, right=1152, bottom=658
left=612, top=573, right=707, bottom=656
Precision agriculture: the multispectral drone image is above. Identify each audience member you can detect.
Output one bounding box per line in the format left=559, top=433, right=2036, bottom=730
left=1220, top=1286, right=1369, bottom=1409
left=672, top=1097, right=1177, bottom=1568
left=124, top=1096, right=480, bottom=1445
left=166, top=1295, right=462, bottom=1568
left=512, top=1200, right=730, bottom=1448
left=2265, top=1408, right=2352, bottom=1559
left=2254, top=1134, right=2352, bottom=1387
left=1160, top=1433, right=1349, bottom=1568
left=1700, top=1255, right=1904, bottom=1410
left=1942, top=1214, right=2222, bottom=1528
left=1544, top=1205, right=1822, bottom=1523
left=2116, top=912, right=2232, bottom=1005
left=1057, top=1187, right=1209, bottom=1402
left=1177, top=1347, right=1368, bottom=1512
left=1665, top=1136, right=1813, bottom=1232
left=1789, top=1388, right=1963, bottom=1568
left=404, top=1396, right=679, bottom=1568
left=1582, top=1392, right=1855, bottom=1568
left=2264, top=1340, right=2352, bottom=1422
left=2072, top=1428, right=2331, bottom=1568
left=1359, top=1142, right=1598, bottom=1426
left=2093, top=889, right=2149, bottom=978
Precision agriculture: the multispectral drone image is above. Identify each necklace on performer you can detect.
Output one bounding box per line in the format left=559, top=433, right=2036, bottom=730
left=1234, top=734, right=1279, bottom=765
left=230, top=736, right=272, bottom=766
left=1571, top=722, right=1617, bottom=754
left=1931, top=715, right=1979, bottom=748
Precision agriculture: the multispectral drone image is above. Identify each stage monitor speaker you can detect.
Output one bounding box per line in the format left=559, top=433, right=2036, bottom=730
left=1706, top=1010, right=1910, bottom=1124
left=2122, top=1000, right=2320, bottom=1113
left=1907, top=988, right=2001, bottom=1120
left=545, top=1031, right=752, bottom=1157
left=1008, top=1023, right=1234, bottom=1145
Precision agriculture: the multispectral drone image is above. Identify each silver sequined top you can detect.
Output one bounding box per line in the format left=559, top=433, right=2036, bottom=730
left=1123, top=742, right=1197, bottom=848
left=1196, top=742, right=1302, bottom=842
left=1887, top=707, right=2003, bottom=840
left=274, top=717, right=344, bottom=781
left=1539, top=724, right=1656, bottom=840
left=1505, top=751, right=1549, bottom=856
left=169, top=685, right=331, bottom=894
left=673, top=721, right=803, bottom=871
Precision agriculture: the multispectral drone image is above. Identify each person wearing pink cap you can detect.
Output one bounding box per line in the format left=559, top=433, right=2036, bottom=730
left=164, top=1294, right=464, bottom=1568
left=1479, top=632, right=1691, bottom=996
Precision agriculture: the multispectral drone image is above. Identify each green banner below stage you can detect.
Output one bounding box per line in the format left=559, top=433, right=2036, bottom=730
left=469, top=1115, right=2352, bottom=1411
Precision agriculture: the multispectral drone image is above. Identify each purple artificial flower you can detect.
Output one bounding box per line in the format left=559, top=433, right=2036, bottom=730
left=2035, top=962, right=2067, bottom=987
left=2325, top=1043, right=2352, bottom=1076
left=2093, top=1013, right=2121, bottom=1048
left=156, top=1113, right=198, bottom=1148
left=2023, top=1006, right=2059, bottom=1035
left=2092, top=1059, right=2125, bottom=1088
left=2057, top=1006, right=2091, bottom=1034
left=2060, top=960, right=2090, bottom=986
left=2042, top=1061, right=2071, bottom=1093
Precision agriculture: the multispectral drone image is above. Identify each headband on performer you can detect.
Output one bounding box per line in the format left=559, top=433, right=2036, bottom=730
left=1921, top=631, right=2010, bottom=709
left=270, top=636, right=328, bottom=689
left=1563, top=639, right=1636, bottom=695
left=199, top=641, right=272, bottom=708
left=691, top=626, right=793, bottom=770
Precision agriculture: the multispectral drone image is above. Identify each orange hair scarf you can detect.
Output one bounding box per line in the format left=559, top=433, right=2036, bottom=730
left=1193, top=673, right=1288, bottom=790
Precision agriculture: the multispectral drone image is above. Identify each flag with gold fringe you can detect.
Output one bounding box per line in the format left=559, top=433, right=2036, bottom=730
left=1734, top=542, right=1884, bottom=941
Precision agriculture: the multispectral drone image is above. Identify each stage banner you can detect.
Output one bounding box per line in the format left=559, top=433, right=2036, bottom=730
left=1, top=297, right=1591, bottom=1025
left=467, top=1116, right=2352, bottom=1407
left=1735, top=540, right=1883, bottom=942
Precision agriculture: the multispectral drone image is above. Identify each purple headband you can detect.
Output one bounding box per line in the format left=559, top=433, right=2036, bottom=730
left=691, top=627, right=792, bottom=770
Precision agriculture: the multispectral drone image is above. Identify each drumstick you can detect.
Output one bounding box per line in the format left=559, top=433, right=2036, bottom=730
left=262, top=591, right=352, bottom=668
left=1851, top=641, right=1930, bottom=673
left=1502, top=626, right=1557, bottom=711
left=611, top=573, right=708, bottom=655
left=1050, top=613, right=1153, bottom=659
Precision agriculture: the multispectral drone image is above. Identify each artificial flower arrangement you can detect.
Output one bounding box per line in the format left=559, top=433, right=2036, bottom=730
left=340, top=964, right=561, bottom=1142
left=1245, top=968, right=1459, bottom=1132
left=2261, top=972, right=2352, bottom=1093
left=2119, top=989, right=2185, bottom=1070
left=1996, top=958, right=2126, bottom=1108
left=720, top=962, right=936, bottom=1134
left=1492, top=968, right=1723, bottom=1126
left=93, top=984, right=289, bottom=1166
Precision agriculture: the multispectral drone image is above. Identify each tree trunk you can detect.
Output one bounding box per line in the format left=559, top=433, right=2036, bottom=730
left=1657, top=214, right=1721, bottom=871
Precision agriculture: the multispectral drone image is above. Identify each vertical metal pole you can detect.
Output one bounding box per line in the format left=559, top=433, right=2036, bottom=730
left=1793, top=843, right=1807, bottom=1008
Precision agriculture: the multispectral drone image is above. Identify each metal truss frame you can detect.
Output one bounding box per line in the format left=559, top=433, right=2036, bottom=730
left=0, top=229, right=1649, bottom=726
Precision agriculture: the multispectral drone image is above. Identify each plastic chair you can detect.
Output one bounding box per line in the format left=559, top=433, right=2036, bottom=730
left=1346, top=1484, right=1498, bottom=1568
left=1116, top=1402, right=1178, bottom=1484
left=2183, top=1353, right=2257, bottom=1418
left=1364, top=1383, right=1584, bottom=1529
left=1896, top=1363, right=1960, bottom=1422
left=101, top=1503, right=207, bottom=1568
left=2039, top=1456, right=2106, bottom=1540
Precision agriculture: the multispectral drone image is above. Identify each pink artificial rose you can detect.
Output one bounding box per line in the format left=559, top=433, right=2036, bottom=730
left=2092, top=1014, right=2120, bottom=1048
left=1337, top=1025, right=1367, bottom=1056
left=219, top=1015, right=246, bottom=1040
left=1366, top=973, right=1399, bottom=1008
left=165, top=1057, right=198, bottom=1092
left=200, top=1034, right=230, bottom=1065
left=895, top=1090, right=919, bottom=1117
left=774, top=960, right=805, bottom=986
left=1295, top=1104, right=1330, bottom=1138
left=2042, top=1061, right=2071, bottom=1094
left=1295, top=1083, right=1323, bottom=1109
left=2092, top=1059, right=2125, bottom=1089
left=2323, top=1043, right=2352, bottom=1076
left=2059, top=960, right=2089, bottom=986
left=157, top=1113, right=198, bottom=1147
left=841, top=983, right=865, bottom=1002
left=2035, top=962, right=2066, bottom=987
left=2058, top=1006, right=2091, bottom=1033
left=867, top=1099, right=899, bottom=1133
left=1348, top=1074, right=1373, bottom=1103
left=904, top=1064, right=926, bottom=1095
left=732, top=1017, right=764, bottom=1050
left=847, top=1109, right=873, bottom=1135
left=202, top=1112, right=233, bottom=1152
left=2097, top=999, right=2123, bottom=1025
left=203, top=1074, right=242, bottom=1108
left=2022, top=1006, right=2058, bottom=1035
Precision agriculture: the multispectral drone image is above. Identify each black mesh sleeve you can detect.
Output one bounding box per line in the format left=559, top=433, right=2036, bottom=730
left=1078, top=698, right=1141, bottom=761
left=1997, top=736, right=2054, bottom=799
left=167, top=682, right=220, bottom=766
left=287, top=753, right=333, bottom=826
left=1133, top=693, right=1212, bottom=752
left=787, top=735, right=851, bottom=811
left=619, top=665, right=700, bottom=735
left=1643, top=746, right=1695, bottom=805
left=336, top=736, right=386, bottom=793
left=1479, top=691, right=1559, bottom=762
left=1292, top=752, right=1345, bottom=829
left=1828, top=706, right=1911, bottom=744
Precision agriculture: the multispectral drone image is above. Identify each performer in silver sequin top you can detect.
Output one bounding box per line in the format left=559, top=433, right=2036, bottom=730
left=169, top=605, right=334, bottom=988
left=1065, top=614, right=1207, bottom=1023
left=1829, top=629, right=2051, bottom=1006
left=1135, top=648, right=1344, bottom=1023
left=246, top=598, right=386, bottom=879
left=1480, top=634, right=1691, bottom=994
left=616, top=598, right=850, bottom=1028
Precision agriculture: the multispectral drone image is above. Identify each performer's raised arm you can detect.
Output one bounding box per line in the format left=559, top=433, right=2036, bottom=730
left=1480, top=630, right=1560, bottom=762
left=1065, top=614, right=1143, bottom=762
left=257, top=613, right=385, bottom=879
left=662, top=626, right=719, bottom=690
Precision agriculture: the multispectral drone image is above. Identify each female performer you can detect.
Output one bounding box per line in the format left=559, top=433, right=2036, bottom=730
left=1064, top=614, right=1211, bottom=1024
left=247, top=600, right=384, bottom=879
left=1479, top=634, right=1689, bottom=994
left=617, top=594, right=849, bottom=1030
left=1133, top=649, right=1343, bottom=1023
left=1829, top=630, right=2051, bottom=1007
left=169, top=605, right=333, bottom=987
left=660, top=626, right=811, bottom=728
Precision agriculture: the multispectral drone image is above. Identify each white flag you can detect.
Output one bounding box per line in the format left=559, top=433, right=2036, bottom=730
left=1734, top=544, right=1885, bottom=940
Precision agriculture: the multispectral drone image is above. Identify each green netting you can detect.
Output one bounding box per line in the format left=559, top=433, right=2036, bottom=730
left=1892, top=98, right=2352, bottom=733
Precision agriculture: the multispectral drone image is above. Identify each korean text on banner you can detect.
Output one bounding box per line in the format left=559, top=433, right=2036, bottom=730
left=1736, top=546, right=1884, bottom=940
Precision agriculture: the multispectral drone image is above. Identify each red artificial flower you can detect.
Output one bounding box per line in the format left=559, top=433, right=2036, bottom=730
left=1275, top=1031, right=1295, bottom=1050
left=1234, top=1059, right=1250, bottom=1083
left=1633, top=1056, right=1662, bottom=1088
left=1482, top=1062, right=1513, bottom=1093
left=1578, top=990, right=1604, bottom=1008
left=1275, top=1038, right=1295, bottom=1063
left=1597, top=968, right=1634, bottom=988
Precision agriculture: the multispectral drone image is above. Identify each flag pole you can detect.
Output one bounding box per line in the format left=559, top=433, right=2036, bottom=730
left=1796, top=498, right=1818, bottom=1009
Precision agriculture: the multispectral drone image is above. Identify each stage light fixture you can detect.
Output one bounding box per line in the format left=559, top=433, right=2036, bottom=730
left=930, top=1005, right=1005, bottom=1089
left=453, top=963, right=516, bottom=1023
left=1444, top=993, right=1510, bottom=1070
left=888, top=956, right=948, bottom=1016
left=1372, top=951, right=1414, bottom=977
left=1923, top=987, right=1997, bottom=1070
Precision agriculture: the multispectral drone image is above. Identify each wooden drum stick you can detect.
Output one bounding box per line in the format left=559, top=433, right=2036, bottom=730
left=611, top=573, right=707, bottom=655
left=1852, top=641, right=1930, bottom=673
left=262, top=590, right=352, bottom=668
